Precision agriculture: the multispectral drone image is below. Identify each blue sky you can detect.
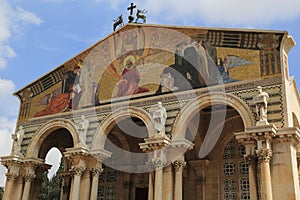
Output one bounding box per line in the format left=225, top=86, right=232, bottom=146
left=0, top=0, right=300, bottom=186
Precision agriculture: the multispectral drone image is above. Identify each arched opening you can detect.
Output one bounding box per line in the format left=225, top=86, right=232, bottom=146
left=31, top=128, right=74, bottom=200
left=98, top=116, right=149, bottom=200
left=182, top=104, right=247, bottom=200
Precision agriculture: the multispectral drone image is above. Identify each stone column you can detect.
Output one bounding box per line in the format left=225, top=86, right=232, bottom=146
left=60, top=172, right=72, bottom=200
left=163, top=165, right=173, bottom=200
left=80, top=169, right=91, bottom=200
left=257, top=148, right=273, bottom=200
left=154, top=160, right=164, bottom=200
left=69, top=166, right=85, bottom=200
left=2, top=172, right=18, bottom=200
left=148, top=171, right=154, bottom=200
left=1, top=156, right=23, bottom=200
left=22, top=173, right=36, bottom=200
left=90, top=168, right=103, bottom=200
left=173, top=160, right=186, bottom=200
left=271, top=128, right=300, bottom=200
left=245, top=155, right=258, bottom=200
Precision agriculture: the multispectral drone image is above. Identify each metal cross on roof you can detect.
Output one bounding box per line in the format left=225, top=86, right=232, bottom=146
left=127, top=2, right=136, bottom=23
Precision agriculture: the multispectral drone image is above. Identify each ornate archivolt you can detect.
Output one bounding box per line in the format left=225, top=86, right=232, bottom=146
left=26, top=118, right=80, bottom=158
left=172, top=92, right=255, bottom=139
left=91, top=106, right=155, bottom=150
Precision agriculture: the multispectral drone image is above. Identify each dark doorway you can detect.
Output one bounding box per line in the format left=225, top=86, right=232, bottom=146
left=135, top=187, right=148, bottom=200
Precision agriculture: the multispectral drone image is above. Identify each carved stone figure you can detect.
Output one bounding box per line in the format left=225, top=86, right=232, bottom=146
left=149, top=102, right=167, bottom=135
left=253, top=86, right=269, bottom=125
left=75, top=115, right=89, bottom=147
left=12, top=126, right=25, bottom=155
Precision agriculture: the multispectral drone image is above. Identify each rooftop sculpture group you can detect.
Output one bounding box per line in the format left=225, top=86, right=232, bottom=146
left=113, top=2, right=147, bottom=31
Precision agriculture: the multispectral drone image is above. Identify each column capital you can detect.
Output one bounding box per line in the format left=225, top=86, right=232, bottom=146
left=172, top=160, right=186, bottom=172
left=69, top=166, right=86, bottom=175
left=5, top=172, right=19, bottom=181
left=23, top=173, right=36, bottom=182
left=256, top=148, right=272, bottom=163
left=90, top=167, right=103, bottom=176
left=147, top=159, right=167, bottom=170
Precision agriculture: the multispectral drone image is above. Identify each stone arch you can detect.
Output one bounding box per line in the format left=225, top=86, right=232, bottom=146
left=26, top=118, right=80, bottom=158
left=172, top=92, right=254, bottom=140
left=91, top=106, right=155, bottom=150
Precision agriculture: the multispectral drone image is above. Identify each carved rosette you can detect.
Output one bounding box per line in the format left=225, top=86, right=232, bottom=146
left=6, top=172, right=19, bottom=182
left=173, top=160, right=186, bottom=172
left=70, top=166, right=86, bottom=176
left=256, top=149, right=272, bottom=163
left=90, top=167, right=103, bottom=177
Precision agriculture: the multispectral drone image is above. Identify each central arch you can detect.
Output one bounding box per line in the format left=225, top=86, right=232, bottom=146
left=91, top=106, right=155, bottom=150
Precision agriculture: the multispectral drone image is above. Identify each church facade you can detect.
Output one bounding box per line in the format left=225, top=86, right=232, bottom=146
left=1, top=23, right=300, bottom=200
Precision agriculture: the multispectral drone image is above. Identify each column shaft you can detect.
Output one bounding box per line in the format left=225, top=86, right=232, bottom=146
left=148, top=172, right=154, bottom=200
left=257, top=149, right=273, bottom=200
left=248, top=157, right=258, bottom=200
left=154, top=167, right=163, bottom=200
left=90, top=169, right=101, bottom=200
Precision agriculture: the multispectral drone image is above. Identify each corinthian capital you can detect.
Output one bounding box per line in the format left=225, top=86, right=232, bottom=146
left=256, top=148, right=272, bottom=163
left=173, top=160, right=186, bottom=172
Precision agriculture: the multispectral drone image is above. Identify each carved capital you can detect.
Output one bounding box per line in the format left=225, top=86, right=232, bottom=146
left=90, top=167, right=103, bottom=177
left=173, top=160, right=186, bottom=172
left=256, top=149, right=272, bottom=163
left=6, top=172, right=19, bottom=181
left=69, top=166, right=85, bottom=175
left=147, top=159, right=167, bottom=170
left=23, top=173, right=36, bottom=182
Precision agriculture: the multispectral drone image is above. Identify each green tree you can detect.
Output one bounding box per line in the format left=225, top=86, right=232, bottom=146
left=0, top=186, right=4, bottom=199
left=39, top=159, right=64, bottom=200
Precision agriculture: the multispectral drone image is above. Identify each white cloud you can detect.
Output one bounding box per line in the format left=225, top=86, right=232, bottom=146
left=15, top=7, right=43, bottom=25
left=0, top=116, right=16, bottom=187
left=140, top=0, right=300, bottom=26
left=0, top=77, right=18, bottom=117
left=0, top=0, right=43, bottom=69
left=0, top=77, right=18, bottom=187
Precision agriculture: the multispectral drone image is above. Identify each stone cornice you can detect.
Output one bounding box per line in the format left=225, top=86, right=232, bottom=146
left=273, top=127, right=300, bottom=146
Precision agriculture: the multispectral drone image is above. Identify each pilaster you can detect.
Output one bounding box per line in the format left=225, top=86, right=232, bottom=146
left=189, top=159, right=210, bottom=200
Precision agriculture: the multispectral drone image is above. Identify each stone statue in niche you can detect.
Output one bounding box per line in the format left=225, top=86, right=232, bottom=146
left=12, top=125, right=25, bottom=155
left=75, top=115, right=89, bottom=147
left=253, top=86, right=269, bottom=125
left=149, top=102, right=167, bottom=136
